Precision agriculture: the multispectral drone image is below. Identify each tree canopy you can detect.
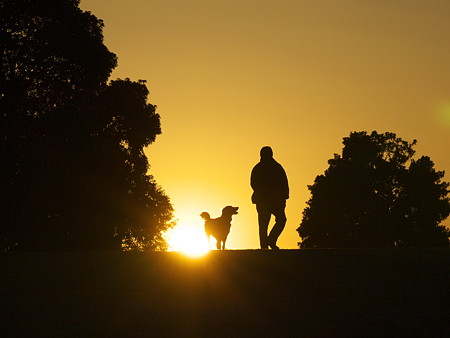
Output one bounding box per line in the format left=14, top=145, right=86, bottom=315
left=1, top=0, right=175, bottom=251
left=297, top=131, right=450, bottom=248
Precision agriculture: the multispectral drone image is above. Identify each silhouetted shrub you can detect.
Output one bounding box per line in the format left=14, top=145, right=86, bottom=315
left=1, top=0, right=175, bottom=251
left=298, top=131, right=450, bottom=248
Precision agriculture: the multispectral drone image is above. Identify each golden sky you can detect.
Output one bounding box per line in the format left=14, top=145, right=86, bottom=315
left=81, top=0, right=450, bottom=249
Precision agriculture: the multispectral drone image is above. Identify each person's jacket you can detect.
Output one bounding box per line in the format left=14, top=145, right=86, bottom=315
left=251, top=158, right=289, bottom=205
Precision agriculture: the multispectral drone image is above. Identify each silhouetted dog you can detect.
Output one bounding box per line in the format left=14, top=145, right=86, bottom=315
left=200, top=206, right=239, bottom=250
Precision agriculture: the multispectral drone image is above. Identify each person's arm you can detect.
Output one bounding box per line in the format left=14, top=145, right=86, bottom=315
left=279, top=165, right=289, bottom=200
left=250, top=164, right=259, bottom=191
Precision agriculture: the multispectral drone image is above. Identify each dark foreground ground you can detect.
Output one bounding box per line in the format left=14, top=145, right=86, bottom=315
left=1, top=249, right=449, bottom=337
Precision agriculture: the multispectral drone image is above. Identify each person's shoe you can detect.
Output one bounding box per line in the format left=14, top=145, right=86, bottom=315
left=269, top=243, right=279, bottom=250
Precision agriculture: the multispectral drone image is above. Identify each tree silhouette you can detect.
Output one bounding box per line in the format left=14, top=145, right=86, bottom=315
left=1, top=0, right=175, bottom=250
left=297, top=131, right=450, bottom=248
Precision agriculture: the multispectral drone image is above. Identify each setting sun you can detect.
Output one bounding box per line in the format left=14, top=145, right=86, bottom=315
left=164, top=199, right=222, bottom=256
left=165, top=225, right=210, bottom=258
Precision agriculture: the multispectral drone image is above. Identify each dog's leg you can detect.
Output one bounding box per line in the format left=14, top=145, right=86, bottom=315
left=216, top=240, right=221, bottom=250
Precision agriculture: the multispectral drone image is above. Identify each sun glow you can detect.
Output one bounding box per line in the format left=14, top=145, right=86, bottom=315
left=165, top=225, right=210, bottom=258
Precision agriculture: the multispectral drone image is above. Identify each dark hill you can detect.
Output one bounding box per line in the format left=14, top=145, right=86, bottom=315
left=1, top=249, right=449, bottom=337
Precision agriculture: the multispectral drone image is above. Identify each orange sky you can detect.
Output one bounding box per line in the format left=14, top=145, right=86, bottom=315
left=81, top=0, right=450, bottom=249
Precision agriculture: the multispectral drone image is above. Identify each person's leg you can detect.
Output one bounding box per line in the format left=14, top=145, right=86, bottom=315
left=257, top=205, right=271, bottom=249
left=268, top=204, right=287, bottom=249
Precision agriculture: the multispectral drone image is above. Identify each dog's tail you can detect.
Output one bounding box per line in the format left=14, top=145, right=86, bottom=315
left=200, top=211, right=211, bottom=221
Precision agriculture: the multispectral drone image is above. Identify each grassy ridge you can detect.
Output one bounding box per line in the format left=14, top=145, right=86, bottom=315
left=1, top=249, right=449, bottom=337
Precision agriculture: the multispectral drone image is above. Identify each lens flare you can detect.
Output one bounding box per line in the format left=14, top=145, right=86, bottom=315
left=436, top=101, right=450, bottom=127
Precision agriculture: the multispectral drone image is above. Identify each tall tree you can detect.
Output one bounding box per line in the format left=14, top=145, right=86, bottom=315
left=1, top=0, right=174, bottom=250
left=297, top=131, right=450, bottom=248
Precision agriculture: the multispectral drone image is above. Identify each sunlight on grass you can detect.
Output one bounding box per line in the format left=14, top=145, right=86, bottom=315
left=165, top=225, right=210, bottom=258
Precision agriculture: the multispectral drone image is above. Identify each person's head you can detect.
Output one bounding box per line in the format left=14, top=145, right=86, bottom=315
left=260, top=146, right=273, bottom=161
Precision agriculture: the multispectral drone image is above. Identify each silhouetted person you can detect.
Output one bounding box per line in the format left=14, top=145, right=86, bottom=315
left=251, top=146, right=289, bottom=249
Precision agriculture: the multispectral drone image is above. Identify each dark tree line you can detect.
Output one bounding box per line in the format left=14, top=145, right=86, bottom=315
left=298, top=131, right=450, bottom=248
left=1, top=0, right=174, bottom=251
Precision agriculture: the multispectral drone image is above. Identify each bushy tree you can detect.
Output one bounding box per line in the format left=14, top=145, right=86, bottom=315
left=1, top=0, right=175, bottom=250
left=297, top=131, right=450, bottom=248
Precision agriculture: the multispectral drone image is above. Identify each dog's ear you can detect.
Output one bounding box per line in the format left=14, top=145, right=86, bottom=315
left=222, top=206, right=239, bottom=215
